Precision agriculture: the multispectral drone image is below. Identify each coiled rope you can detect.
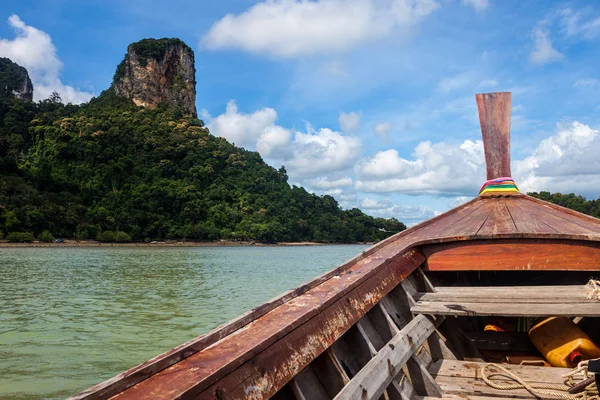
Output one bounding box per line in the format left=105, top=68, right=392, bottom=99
left=481, top=361, right=598, bottom=399
left=587, top=280, right=600, bottom=301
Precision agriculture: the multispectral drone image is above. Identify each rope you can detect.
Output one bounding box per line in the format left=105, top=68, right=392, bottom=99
left=586, top=280, right=600, bottom=301
left=480, top=361, right=599, bottom=399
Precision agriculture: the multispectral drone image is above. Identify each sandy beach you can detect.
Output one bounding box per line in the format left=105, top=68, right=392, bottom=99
left=0, top=240, right=370, bottom=248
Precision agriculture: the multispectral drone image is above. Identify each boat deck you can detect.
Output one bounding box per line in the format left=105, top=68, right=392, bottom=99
left=284, top=269, right=600, bottom=400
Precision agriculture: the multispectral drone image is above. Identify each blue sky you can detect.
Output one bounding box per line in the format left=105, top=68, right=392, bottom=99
left=2, top=0, right=600, bottom=224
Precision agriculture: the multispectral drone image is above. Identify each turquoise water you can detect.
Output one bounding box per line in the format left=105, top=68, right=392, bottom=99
left=0, top=245, right=368, bottom=400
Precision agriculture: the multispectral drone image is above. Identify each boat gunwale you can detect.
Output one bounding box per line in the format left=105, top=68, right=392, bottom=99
left=69, top=194, right=600, bottom=400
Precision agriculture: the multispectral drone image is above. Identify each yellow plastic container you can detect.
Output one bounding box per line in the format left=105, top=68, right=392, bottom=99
left=528, top=317, right=600, bottom=368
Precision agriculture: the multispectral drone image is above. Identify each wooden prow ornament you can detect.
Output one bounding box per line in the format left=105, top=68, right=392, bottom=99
left=476, top=92, right=520, bottom=196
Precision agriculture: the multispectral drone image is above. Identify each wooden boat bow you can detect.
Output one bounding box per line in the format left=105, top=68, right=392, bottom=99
left=70, top=92, right=600, bottom=400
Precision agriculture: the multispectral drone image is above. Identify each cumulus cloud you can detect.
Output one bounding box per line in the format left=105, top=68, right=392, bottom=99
left=285, top=127, right=362, bottom=176
left=514, top=122, right=600, bottom=196
left=360, top=198, right=438, bottom=225
left=0, top=15, right=93, bottom=103
left=305, top=176, right=354, bottom=190
left=354, top=120, right=600, bottom=198
left=355, top=140, right=485, bottom=195
left=339, top=111, right=361, bottom=133
left=461, top=0, right=489, bottom=12
left=529, top=24, right=564, bottom=65
left=201, top=0, right=440, bottom=58
left=205, top=101, right=362, bottom=178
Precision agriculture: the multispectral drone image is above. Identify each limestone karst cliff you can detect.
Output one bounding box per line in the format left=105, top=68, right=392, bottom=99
left=112, top=38, right=197, bottom=116
left=0, top=57, right=33, bottom=101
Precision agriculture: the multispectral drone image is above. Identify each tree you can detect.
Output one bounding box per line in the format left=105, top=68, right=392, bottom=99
left=38, top=230, right=55, bottom=242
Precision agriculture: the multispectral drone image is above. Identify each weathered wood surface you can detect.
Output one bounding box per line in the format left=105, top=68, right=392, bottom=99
left=412, top=301, right=600, bottom=317
left=476, top=92, right=512, bottom=180
left=113, top=250, right=424, bottom=400
left=417, top=285, right=591, bottom=303
left=430, top=360, right=574, bottom=399
left=422, top=239, right=600, bottom=271
left=333, top=314, right=440, bottom=400
left=75, top=192, right=600, bottom=400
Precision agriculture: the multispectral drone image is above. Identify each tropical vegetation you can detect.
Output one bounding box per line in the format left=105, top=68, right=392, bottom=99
left=0, top=89, right=406, bottom=243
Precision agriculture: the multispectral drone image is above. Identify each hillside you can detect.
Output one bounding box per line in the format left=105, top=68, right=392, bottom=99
left=0, top=42, right=406, bottom=243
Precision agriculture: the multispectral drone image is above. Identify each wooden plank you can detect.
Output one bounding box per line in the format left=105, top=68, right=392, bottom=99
left=404, top=355, right=443, bottom=397
left=333, top=314, right=439, bottom=400
left=330, top=326, right=373, bottom=378
left=289, top=378, right=307, bottom=400
left=417, top=285, right=590, bottom=303
left=477, top=200, right=516, bottom=235
left=437, top=200, right=493, bottom=238
left=111, top=249, right=425, bottom=400
left=293, top=364, right=330, bottom=400
left=530, top=203, right=600, bottom=236
left=426, top=331, right=458, bottom=361
left=430, top=360, right=575, bottom=399
left=356, top=318, right=383, bottom=356
left=311, top=350, right=348, bottom=398
left=196, top=254, right=424, bottom=400
left=525, top=195, right=600, bottom=231
left=476, top=92, right=512, bottom=180
left=411, top=301, right=600, bottom=317
left=505, top=198, right=556, bottom=234
left=422, top=239, right=600, bottom=271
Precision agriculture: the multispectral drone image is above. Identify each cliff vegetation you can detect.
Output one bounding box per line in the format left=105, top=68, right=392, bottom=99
left=0, top=89, right=406, bottom=243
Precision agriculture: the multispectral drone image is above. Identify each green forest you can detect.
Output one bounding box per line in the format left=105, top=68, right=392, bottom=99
left=528, top=192, right=600, bottom=218
left=0, top=89, right=406, bottom=243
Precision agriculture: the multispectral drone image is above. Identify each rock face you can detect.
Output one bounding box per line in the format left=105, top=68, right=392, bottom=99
left=113, top=38, right=197, bottom=116
left=0, top=57, right=34, bottom=101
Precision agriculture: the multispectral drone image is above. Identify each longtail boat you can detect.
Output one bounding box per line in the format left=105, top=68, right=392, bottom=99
left=70, top=92, right=600, bottom=400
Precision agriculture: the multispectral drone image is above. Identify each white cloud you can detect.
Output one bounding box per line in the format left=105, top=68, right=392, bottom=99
left=257, top=125, right=292, bottom=157
left=205, top=101, right=362, bottom=178
left=285, top=127, right=362, bottom=176
left=205, top=101, right=280, bottom=151
left=353, top=120, right=600, bottom=198
left=514, top=121, right=600, bottom=196
left=529, top=24, right=564, bottom=65
left=574, top=79, right=597, bottom=88
left=560, top=8, right=600, bottom=39
left=339, top=111, right=362, bottom=133
left=478, top=79, right=498, bottom=88
left=438, top=74, right=471, bottom=93
left=0, top=15, right=93, bottom=103
left=461, top=0, right=489, bottom=12
left=201, top=0, right=440, bottom=58
left=305, top=176, right=354, bottom=190
left=360, top=198, right=438, bottom=225
left=374, top=121, right=392, bottom=139
left=355, top=140, right=485, bottom=195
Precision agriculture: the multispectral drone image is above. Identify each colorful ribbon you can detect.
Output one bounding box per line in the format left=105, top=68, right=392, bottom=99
left=479, top=177, right=519, bottom=195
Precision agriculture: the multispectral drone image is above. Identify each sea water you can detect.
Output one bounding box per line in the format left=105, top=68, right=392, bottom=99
left=0, top=245, right=368, bottom=399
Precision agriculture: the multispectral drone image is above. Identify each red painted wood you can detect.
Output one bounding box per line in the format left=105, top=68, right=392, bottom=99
left=477, top=200, right=516, bottom=235
left=109, top=250, right=426, bottom=400
left=422, top=239, right=600, bottom=271
left=476, top=92, right=512, bottom=180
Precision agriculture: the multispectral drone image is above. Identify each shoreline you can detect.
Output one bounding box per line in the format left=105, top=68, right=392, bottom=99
left=0, top=240, right=373, bottom=248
